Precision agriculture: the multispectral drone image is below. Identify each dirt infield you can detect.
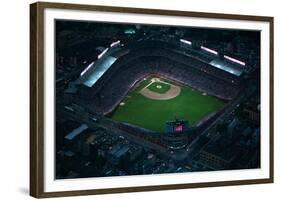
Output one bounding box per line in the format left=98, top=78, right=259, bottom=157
left=140, top=84, right=181, bottom=100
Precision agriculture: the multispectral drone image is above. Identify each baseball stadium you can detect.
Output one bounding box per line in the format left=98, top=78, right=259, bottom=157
left=63, top=37, right=245, bottom=150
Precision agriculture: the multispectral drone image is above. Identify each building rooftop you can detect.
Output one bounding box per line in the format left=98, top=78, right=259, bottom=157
left=109, top=144, right=130, bottom=158
left=65, top=124, right=88, bottom=140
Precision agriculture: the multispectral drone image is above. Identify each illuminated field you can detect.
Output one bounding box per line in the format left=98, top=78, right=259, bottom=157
left=110, top=77, right=225, bottom=132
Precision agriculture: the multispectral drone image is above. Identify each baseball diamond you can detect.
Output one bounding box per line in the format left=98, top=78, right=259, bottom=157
left=110, top=77, right=225, bottom=132
left=140, top=78, right=181, bottom=100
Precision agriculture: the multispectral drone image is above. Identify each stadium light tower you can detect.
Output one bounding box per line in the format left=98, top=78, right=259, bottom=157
left=80, top=61, right=95, bottom=76
left=200, top=46, right=218, bottom=55
left=98, top=48, right=109, bottom=59
left=110, top=40, right=121, bottom=48
left=180, top=39, right=192, bottom=45
left=224, top=55, right=246, bottom=66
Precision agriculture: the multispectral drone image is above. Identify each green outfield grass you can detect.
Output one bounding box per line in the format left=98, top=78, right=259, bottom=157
left=110, top=77, right=225, bottom=132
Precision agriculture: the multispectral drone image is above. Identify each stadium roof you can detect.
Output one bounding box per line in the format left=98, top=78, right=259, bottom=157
left=209, top=59, right=242, bottom=76
left=79, top=56, right=117, bottom=87
left=76, top=47, right=130, bottom=88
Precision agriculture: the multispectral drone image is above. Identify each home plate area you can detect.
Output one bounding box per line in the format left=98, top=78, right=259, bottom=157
left=140, top=77, right=181, bottom=100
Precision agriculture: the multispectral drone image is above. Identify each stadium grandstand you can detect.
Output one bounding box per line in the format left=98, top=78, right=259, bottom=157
left=62, top=37, right=249, bottom=150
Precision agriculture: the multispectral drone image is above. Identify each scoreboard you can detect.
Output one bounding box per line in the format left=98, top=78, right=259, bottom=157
left=165, top=119, right=189, bottom=133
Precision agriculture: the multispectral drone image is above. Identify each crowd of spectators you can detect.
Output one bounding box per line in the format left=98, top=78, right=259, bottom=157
left=75, top=46, right=241, bottom=115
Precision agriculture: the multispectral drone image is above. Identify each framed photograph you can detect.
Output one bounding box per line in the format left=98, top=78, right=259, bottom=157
left=30, top=2, right=274, bottom=198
